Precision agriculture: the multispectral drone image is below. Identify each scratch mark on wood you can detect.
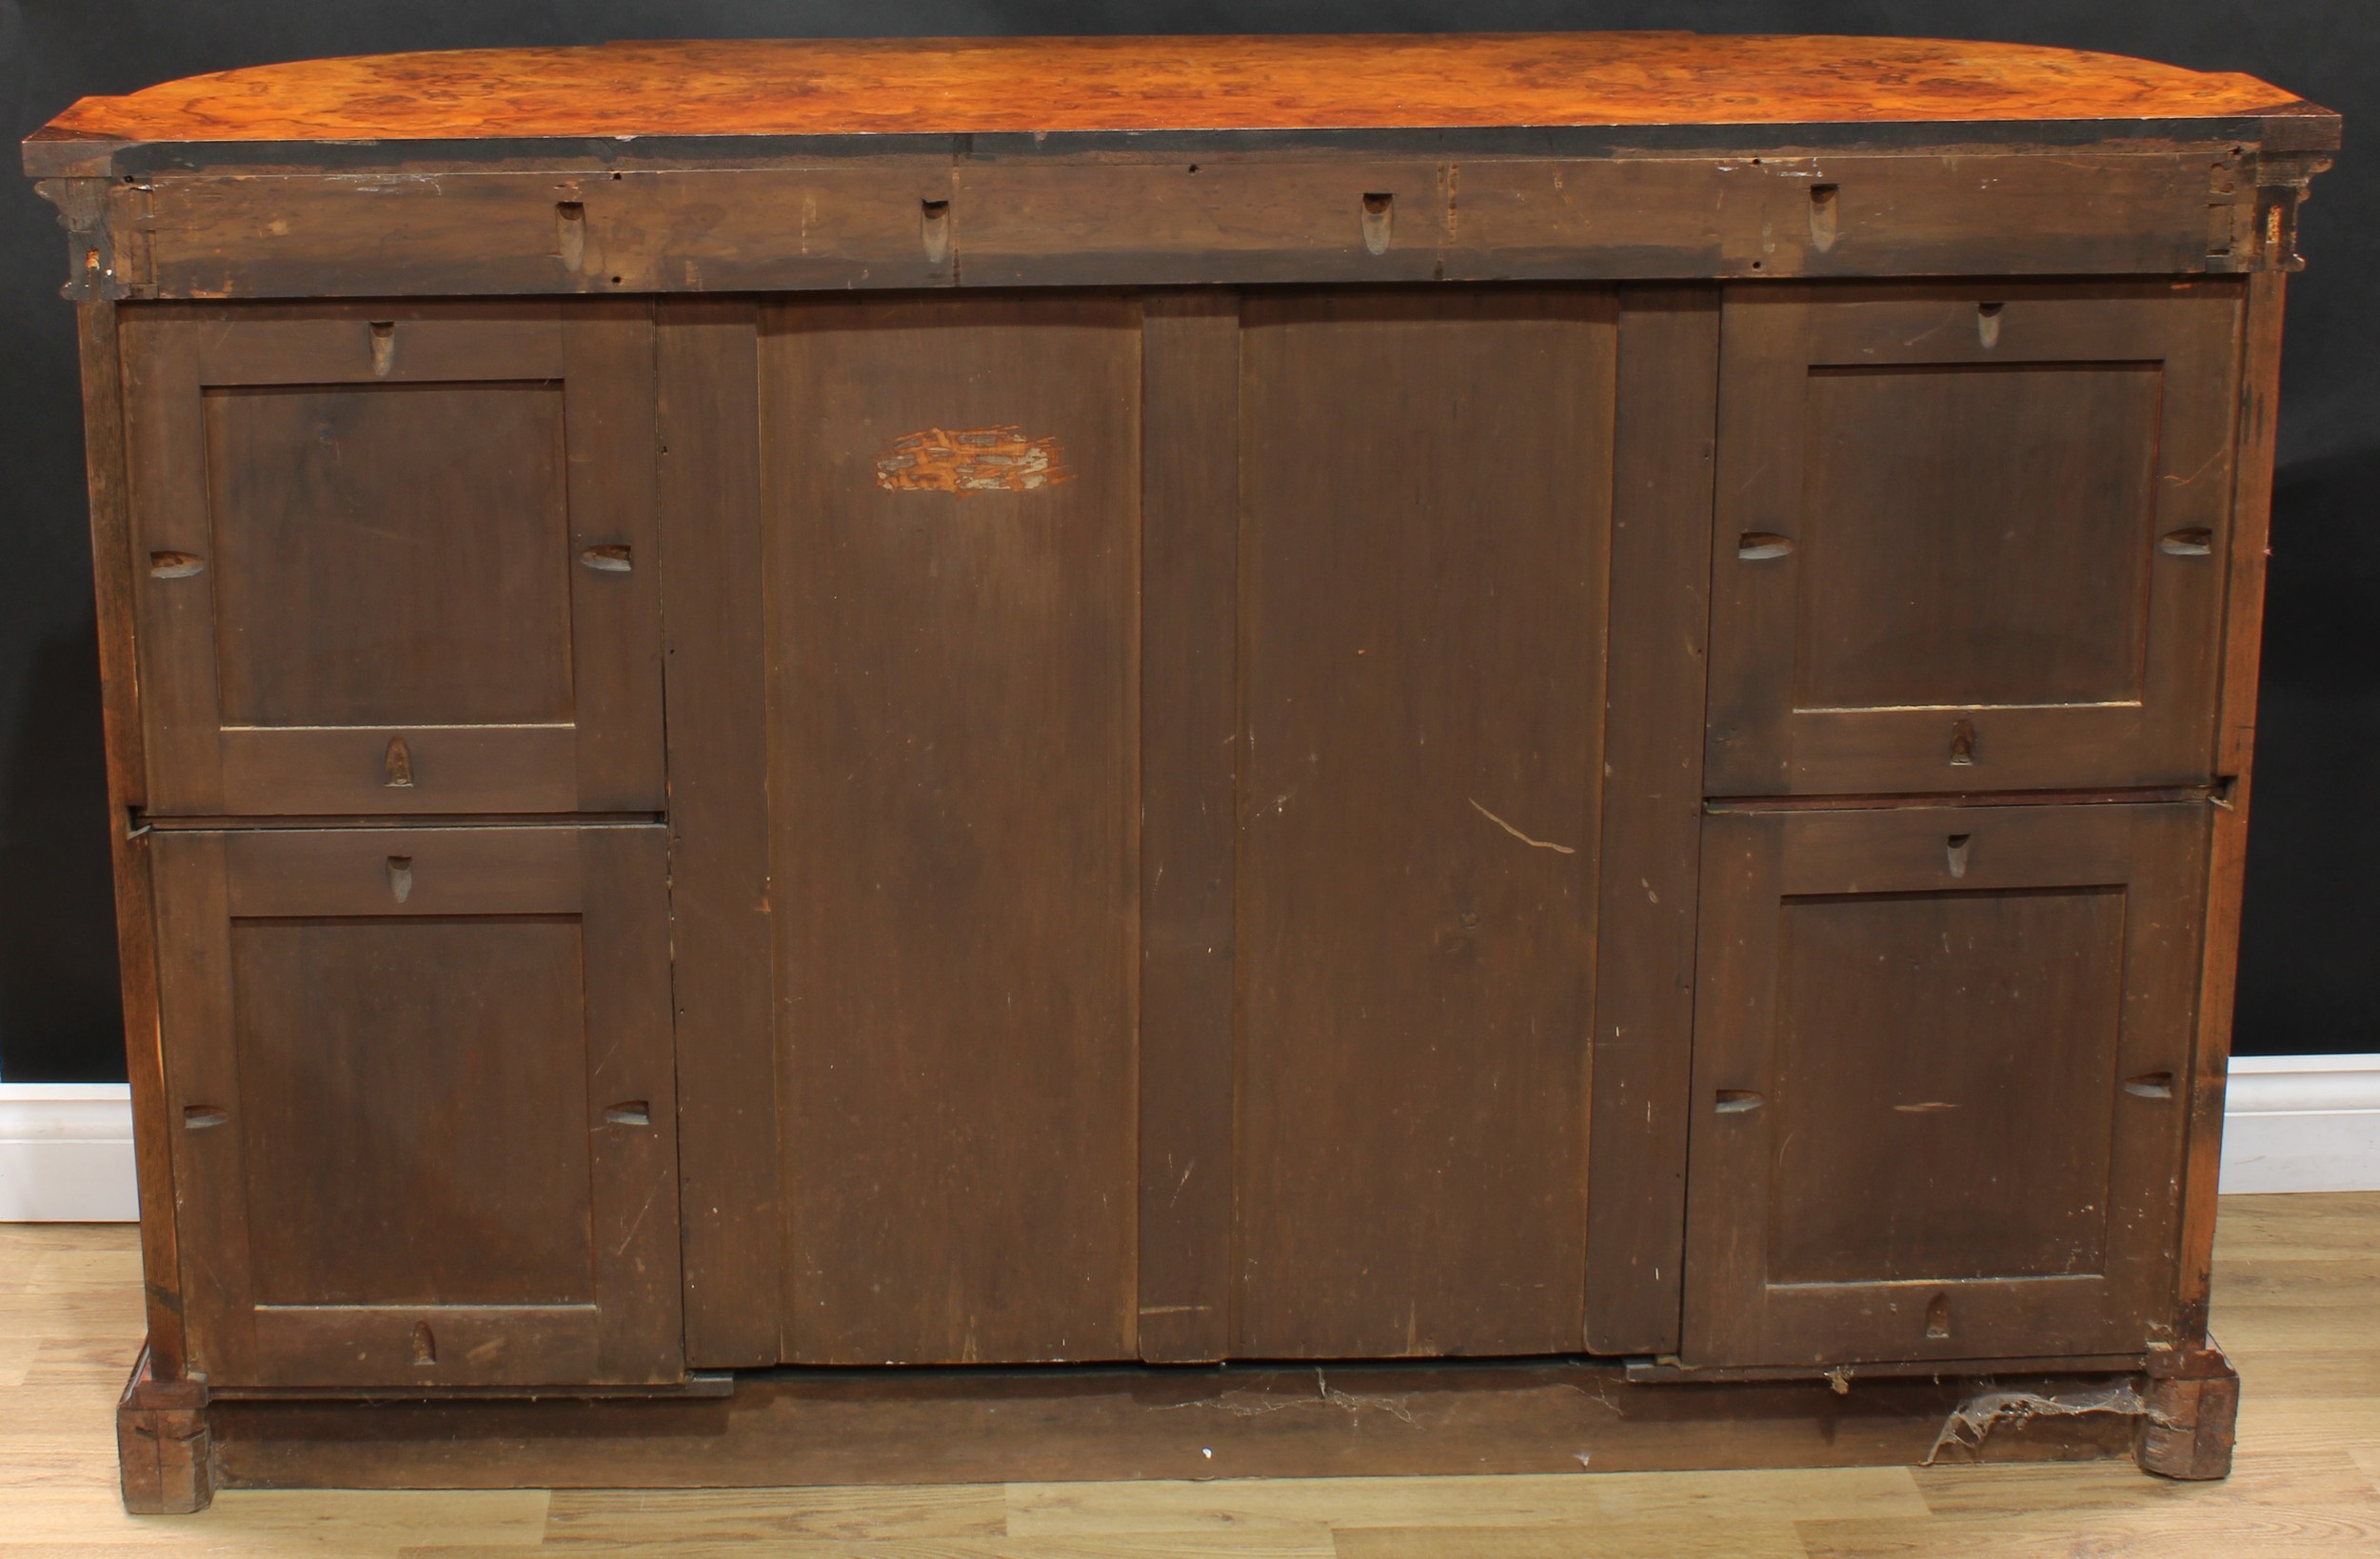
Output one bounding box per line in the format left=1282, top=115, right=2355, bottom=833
left=1468, top=797, right=1576, bottom=855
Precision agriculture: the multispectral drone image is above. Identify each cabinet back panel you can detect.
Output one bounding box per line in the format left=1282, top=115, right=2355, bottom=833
left=1769, top=886, right=2124, bottom=1285
left=232, top=916, right=593, bottom=1308
left=1232, top=290, right=1615, bottom=1357
left=1797, top=364, right=2159, bottom=711
left=203, top=381, right=574, bottom=727
left=762, top=296, right=1140, bottom=1364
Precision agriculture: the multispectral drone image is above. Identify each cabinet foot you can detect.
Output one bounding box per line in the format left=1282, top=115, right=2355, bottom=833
left=117, top=1343, right=211, bottom=1513
left=2135, top=1339, right=2239, bottom=1481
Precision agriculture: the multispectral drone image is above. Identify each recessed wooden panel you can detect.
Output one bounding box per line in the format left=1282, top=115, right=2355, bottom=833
left=1706, top=284, right=2242, bottom=795
left=1769, top=886, right=2126, bottom=1283
left=1797, top=365, right=2160, bottom=710
left=1683, top=802, right=2207, bottom=1368
left=154, top=825, right=681, bottom=1389
left=204, top=382, right=573, bottom=727
left=235, top=918, right=593, bottom=1307
left=120, top=302, right=662, bottom=816
left=1233, top=289, right=1615, bottom=1358
left=761, top=294, right=1140, bottom=1365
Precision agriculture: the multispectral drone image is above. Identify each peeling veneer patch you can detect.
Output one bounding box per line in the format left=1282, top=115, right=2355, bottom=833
left=875, top=426, right=1075, bottom=495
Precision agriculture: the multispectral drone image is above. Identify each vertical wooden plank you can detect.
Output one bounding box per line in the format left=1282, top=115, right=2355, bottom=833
left=1234, top=289, right=1616, bottom=1358
left=1583, top=286, right=1718, bottom=1356
left=149, top=831, right=255, bottom=1384
left=653, top=299, right=779, bottom=1368
left=582, top=825, right=686, bottom=1383
left=1136, top=291, right=1240, bottom=1364
left=764, top=295, right=1141, bottom=1364
left=80, top=299, right=185, bottom=1376
left=2175, top=270, right=2287, bottom=1343
left=564, top=300, right=665, bottom=811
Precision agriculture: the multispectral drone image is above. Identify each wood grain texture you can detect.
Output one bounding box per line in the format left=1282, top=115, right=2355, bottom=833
left=1135, top=292, right=1240, bottom=1365
left=1705, top=282, right=2244, bottom=797
left=1684, top=802, right=2209, bottom=1369
left=1583, top=287, right=1719, bottom=1357
left=653, top=300, right=779, bottom=1370
left=762, top=295, right=1141, bottom=1365
left=2177, top=270, right=2291, bottom=1344
left=149, top=825, right=682, bottom=1391
left=34, top=34, right=2311, bottom=147
left=1232, top=289, right=1615, bottom=1358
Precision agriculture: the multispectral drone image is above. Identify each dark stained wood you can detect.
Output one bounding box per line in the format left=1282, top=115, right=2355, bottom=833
left=2136, top=1341, right=2241, bottom=1479
left=1233, top=289, right=1615, bottom=1358
left=1706, top=282, right=2245, bottom=797
left=116, top=1346, right=211, bottom=1515
left=1583, top=286, right=1720, bottom=1357
left=1683, top=802, right=2209, bottom=1369
left=76, top=298, right=188, bottom=1380
left=1135, top=291, right=1240, bottom=1365
left=2176, top=271, right=2292, bottom=1344
left=203, top=1358, right=2147, bottom=1491
left=761, top=294, right=1141, bottom=1365
left=150, top=824, right=682, bottom=1390
left=653, top=299, right=779, bottom=1369
left=34, top=35, right=2315, bottom=148
left=117, top=302, right=662, bottom=817
left=73, top=151, right=2291, bottom=305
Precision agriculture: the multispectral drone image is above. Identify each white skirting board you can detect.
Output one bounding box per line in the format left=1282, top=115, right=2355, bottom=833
left=3, top=1057, right=2377, bottom=1220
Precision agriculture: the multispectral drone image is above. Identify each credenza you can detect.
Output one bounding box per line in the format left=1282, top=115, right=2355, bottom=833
left=24, top=32, right=2337, bottom=1511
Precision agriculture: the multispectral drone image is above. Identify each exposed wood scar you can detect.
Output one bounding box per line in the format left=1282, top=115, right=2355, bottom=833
left=874, top=425, right=1073, bottom=494
left=1468, top=797, right=1577, bottom=855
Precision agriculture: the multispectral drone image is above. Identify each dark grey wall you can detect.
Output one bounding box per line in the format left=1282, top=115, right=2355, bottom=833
left=2, top=3, right=2370, bottom=1076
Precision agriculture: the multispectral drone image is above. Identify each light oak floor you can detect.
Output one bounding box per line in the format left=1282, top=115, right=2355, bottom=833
left=3, top=1194, right=2375, bottom=1555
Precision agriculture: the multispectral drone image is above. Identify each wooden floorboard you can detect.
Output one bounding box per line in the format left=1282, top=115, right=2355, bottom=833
left=1, top=1194, right=2374, bottom=1554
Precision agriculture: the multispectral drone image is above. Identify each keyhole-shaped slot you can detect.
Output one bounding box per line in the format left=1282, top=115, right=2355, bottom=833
left=1361, top=192, right=1394, bottom=255
left=578, top=543, right=634, bottom=573
left=386, top=855, right=414, bottom=904
left=556, top=201, right=586, bottom=270
left=920, top=199, right=951, bottom=264
left=368, top=321, right=397, bottom=378
left=410, top=1321, right=437, bottom=1366
left=1736, top=532, right=1795, bottom=561
left=384, top=736, right=414, bottom=788
left=1946, top=834, right=1972, bottom=879
left=1975, top=302, right=2005, bottom=349
left=604, top=1101, right=653, bottom=1127
left=1949, top=718, right=1977, bottom=767
left=1808, top=183, right=1840, bottom=251
left=1715, top=1090, right=1764, bottom=1115
left=2125, top=1071, right=2177, bottom=1100
left=1925, top=1293, right=1951, bottom=1339
left=149, top=550, right=204, bottom=579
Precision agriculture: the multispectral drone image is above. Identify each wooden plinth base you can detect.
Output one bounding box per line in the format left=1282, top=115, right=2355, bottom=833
left=119, top=1345, right=2247, bottom=1510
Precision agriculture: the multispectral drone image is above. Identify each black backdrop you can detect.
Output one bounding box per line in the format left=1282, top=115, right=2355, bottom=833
left=2, top=3, right=2370, bottom=1078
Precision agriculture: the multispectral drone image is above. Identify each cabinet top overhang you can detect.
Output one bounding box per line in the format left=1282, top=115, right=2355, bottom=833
left=24, top=32, right=2337, bottom=175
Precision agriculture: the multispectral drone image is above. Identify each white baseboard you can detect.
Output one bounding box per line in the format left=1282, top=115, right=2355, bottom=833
left=2218, top=1053, right=2380, bottom=1194
left=0, top=1083, right=139, bottom=1221
left=3, top=1056, right=2376, bottom=1221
